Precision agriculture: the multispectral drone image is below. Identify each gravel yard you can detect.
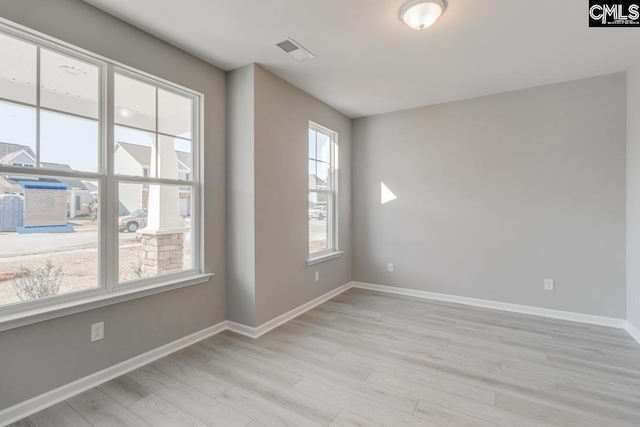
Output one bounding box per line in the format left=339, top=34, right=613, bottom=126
left=0, top=235, right=192, bottom=307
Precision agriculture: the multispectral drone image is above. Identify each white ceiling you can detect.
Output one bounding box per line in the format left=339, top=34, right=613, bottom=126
left=83, top=0, right=640, bottom=118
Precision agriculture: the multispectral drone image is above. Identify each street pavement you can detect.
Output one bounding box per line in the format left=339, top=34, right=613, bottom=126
left=0, top=227, right=134, bottom=257
left=309, top=218, right=328, bottom=242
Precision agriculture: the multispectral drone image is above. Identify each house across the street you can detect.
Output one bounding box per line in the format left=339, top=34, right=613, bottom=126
left=114, top=141, right=192, bottom=217
left=0, top=142, right=94, bottom=218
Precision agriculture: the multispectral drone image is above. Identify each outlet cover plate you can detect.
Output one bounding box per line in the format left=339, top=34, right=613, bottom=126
left=544, top=279, right=554, bottom=291
left=91, top=322, right=104, bottom=342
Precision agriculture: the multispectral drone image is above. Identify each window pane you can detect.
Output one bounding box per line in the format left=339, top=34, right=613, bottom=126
left=309, top=159, right=317, bottom=189
left=0, top=174, right=99, bottom=307
left=316, top=131, right=331, bottom=163
left=309, top=192, right=328, bottom=254
left=40, top=110, right=99, bottom=172
left=308, top=129, right=316, bottom=159
left=115, top=73, right=156, bottom=131
left=115, top=126, right=155, bottom=177
left=0, top=32, right=37, bottom=105
left=0, top=101, right=36, bottom=166
left=40, top=49, right=99, bottom=119
left=158, top=89, right=192, bottom=139
left=118, top=183, right=193, bottom=283
left=316, top=161, right=330, bottom=189
left=158, top=135, right=192, bottom=180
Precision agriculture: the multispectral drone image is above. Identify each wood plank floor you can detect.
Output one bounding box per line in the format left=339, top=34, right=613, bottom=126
left=9, top=288, right=640, bottom=427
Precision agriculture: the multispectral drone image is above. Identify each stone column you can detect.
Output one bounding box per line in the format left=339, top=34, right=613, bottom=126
left=139, top=138, right=186, bottom=277
left=139, top=232, right=184, bottom=276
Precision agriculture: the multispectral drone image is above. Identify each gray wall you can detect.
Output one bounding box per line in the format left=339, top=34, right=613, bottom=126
left=628, top=65, right=640, bottom=330
left=254, top=65, right=352, bottom=325
left=226, top=64, right=352, bottom=326
left=353, top=73, right=627, bottom=318
left=0, top=0, right=226, bottom=410
left=226, top=65, right=257, bottom=326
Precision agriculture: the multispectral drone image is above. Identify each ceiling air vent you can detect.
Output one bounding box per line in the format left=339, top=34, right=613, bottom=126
left=273, top=37, right=315, bottom=61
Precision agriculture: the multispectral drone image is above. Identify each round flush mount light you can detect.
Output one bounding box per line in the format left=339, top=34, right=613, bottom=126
left=399, top=0, right=447, bottom=30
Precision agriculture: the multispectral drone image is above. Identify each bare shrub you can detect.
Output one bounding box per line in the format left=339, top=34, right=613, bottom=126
left=13, top=260, right=64, bottom=301
left=132, top=255, right=144, bottom=279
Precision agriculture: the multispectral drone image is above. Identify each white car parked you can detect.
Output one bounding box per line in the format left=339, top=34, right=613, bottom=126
left=309, top=206, right=328, bottom=220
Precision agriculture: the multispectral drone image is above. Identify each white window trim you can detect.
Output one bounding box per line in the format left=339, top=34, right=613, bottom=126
left=307, top=251, right=344, bottom=266
left=307, top=121, right=340, bottom=265
left=0, top=18, right=207, bottom=332
left=0, top=273, right=213, bottom=333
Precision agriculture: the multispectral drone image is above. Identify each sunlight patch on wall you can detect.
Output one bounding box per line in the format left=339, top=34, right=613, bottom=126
left=381, top=182, right=397, bottom=205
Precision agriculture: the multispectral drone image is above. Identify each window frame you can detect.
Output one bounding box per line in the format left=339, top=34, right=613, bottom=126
left=0, top=19, right=209, bottom=333
left=112, top=67, right=201, bottom=287
left=307, top=121, right=341, bottom=265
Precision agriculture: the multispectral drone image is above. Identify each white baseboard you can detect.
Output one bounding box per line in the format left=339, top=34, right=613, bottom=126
left=3, top=280, right=636, bottom=425
left=225, top=320, right=258, bottom=338
left=227, top=281, right=354, bottom=338
left=0, top=282, right=355, bottom=425
left=352, top=282, right=627, bottom=329
left=626, top=321, right=640, bottom=344
left=0, top=321, right=227, bottom=427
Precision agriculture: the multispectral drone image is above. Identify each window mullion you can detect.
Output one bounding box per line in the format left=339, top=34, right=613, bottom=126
left=116, top=176, right=193, bottom=186
left=104, top=63, right=116, bottom=292
left=35, top=46, right=41, bottom=167
left=331, top=134, right=337, bottom=251
left=154, top=87, right=159, bottom=177
left=194, top=95, right=202, bottom=274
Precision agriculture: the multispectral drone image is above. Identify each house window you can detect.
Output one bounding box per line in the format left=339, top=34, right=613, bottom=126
left=308, top=123, right=337, bottom=259
left=0, top=22, right=203, bottom=325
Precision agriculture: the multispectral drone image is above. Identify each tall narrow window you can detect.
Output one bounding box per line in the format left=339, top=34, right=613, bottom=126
left=308, top=123, right=337, bottom=259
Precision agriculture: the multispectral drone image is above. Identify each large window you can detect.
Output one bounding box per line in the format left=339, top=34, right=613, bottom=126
left=0, top=23, right=202, bottom=322
left=114, top=72, right=195, bottom=283
left=308, top=123, right=337, bottom=260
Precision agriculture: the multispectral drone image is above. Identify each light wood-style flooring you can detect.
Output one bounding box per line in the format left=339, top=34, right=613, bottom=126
left=10, top=288, right=640, bottom=427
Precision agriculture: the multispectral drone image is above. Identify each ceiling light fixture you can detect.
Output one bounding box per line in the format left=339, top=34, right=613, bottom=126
left=399, top=0, right=447, bottom=30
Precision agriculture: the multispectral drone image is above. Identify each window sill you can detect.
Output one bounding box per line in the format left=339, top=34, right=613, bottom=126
left=307, top=251, right=344, bottom=266
left=0, top=273, right=213, bottom=333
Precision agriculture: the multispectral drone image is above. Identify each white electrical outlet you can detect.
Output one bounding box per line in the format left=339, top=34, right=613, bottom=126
left=91, top=322, right=104, bottom=342
left=387, top=263, right=394, bottom=272
left=544, top=279, right=554, bottom=291
left=315, top=271, right=320, bottom=282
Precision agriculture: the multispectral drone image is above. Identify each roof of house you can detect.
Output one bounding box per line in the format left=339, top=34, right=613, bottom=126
left=40, top=163, right=89, bottom=190
left=0, top=142, right=36, bottom=163
left=309, top=174, right=327, bottom=189
left=4, top=175, right=89, bottom=191
left=0, top=142, right=89, bottom=190
left=116, top=141, right=191, bottom=170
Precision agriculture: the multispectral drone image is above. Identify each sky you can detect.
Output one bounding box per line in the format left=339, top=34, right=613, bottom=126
left=0, top=31, right=192, bottom=174
left=308, top=128, right=331, bottom=182
left=0, top=101, right=191, bottom=173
